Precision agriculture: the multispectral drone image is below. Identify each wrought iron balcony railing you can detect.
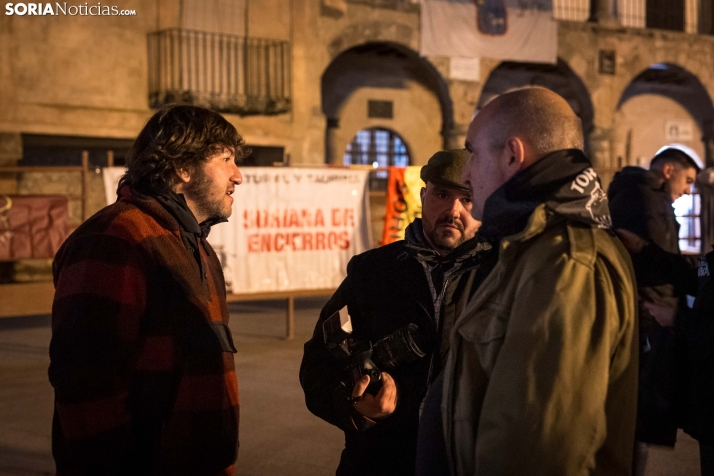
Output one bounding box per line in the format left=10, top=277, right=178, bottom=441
left=148, top=28, right=291, bottom=115
left=553, top=0, right=705, bottom=34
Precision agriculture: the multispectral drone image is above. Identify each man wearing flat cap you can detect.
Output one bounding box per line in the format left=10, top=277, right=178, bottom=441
left=300, top=149, right=492, bottom=476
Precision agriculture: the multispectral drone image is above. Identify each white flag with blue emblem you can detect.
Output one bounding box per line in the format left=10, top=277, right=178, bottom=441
left=421, top=0, right=557, bottom=64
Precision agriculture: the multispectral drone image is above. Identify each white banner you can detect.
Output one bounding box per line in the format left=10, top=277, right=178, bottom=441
left=421, top=0, right=557, bottom=64
left=103, top=167, right=125, bottom=206
left=103, top=167, right=372, bottom=293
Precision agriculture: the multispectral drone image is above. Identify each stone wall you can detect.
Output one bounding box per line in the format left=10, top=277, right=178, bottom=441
left=2, top=1, right=714, bottom=237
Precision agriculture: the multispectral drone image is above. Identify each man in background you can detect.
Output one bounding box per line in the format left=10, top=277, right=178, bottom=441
left=300, top=149, right=492, bottom=476
left=608, top=147, right=700, bottom=474
left=50, top=105, right=245, bottom=475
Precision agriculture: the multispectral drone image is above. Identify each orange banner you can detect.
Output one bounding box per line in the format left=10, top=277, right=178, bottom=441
left=380, top=166, right=425, bottom=246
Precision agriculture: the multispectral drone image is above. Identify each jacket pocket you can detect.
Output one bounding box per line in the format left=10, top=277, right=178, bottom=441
left=457, top=300, right=509, bottom=372
left=211, top=322, right=238, bottom=353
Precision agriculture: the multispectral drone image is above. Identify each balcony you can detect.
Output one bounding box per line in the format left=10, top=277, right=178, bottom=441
left=147, top=29, right=291, bottom=115
left=554, top=0, right=707, bottom=34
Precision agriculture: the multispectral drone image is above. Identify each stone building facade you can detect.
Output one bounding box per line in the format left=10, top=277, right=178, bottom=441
left=0, top=0, right=712, bottom=245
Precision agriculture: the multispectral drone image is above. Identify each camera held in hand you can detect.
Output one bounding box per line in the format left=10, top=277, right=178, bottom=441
left=323, top=306, right=428, bottom=396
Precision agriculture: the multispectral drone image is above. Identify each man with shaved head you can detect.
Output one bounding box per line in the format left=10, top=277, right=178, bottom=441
left=426, top=87, right=638, bottom=475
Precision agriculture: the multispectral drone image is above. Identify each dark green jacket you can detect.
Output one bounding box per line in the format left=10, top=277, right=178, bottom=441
left=442, top=150, right=639, bottom=476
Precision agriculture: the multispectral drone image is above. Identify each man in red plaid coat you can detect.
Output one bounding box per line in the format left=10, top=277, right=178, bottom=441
left=49, top=105, right=245, bottom=476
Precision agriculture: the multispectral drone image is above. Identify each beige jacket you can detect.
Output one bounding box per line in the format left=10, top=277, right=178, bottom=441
left=442, top=205, right=638, bottom=476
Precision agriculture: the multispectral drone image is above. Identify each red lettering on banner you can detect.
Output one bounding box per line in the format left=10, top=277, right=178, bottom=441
left=245, top=231, right=355, bottom=253
left=328, top=232, right=337, bottom=248
left=243, top=208, right=356, bottom=230
left=300, top=209, right=311, bottom=227
left=260, top=234, right=272, bottom=252
left=345, top=209, right=354, bottom=227
left=243, top=207, right=358, bottom=252
left=275, top=234, right=285, bottom=252
left=248, top=233, right=260, bottom=252
left=288, top=210, right=300, bottom=227
left=244, top=208, right=341, bottom=229
left=331, top=208, right=355, bottom=227
left=316, top=233, right=326, bottom=250
left=339, top=231, right=350, bottom=250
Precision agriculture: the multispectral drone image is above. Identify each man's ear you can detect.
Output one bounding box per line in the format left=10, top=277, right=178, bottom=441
left=175, top=167, right=191, bottom=184
left=661, top=162, right=675, bottom=179
left=504, top=137, right=526, bottom=170
left=420, top=186, right=427, bottom=206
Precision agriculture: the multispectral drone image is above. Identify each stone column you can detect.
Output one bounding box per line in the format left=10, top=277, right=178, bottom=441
left=324, top=118, right=340, bottom=165
left=442, top=124, right=469, bottom=151
left=702, top=119, right=714, bottom=168
left=589, top=127, right=616, bottom=187
left=589, top=0, right=620, bottom=27
left=0, top=133, right=22, bottom=194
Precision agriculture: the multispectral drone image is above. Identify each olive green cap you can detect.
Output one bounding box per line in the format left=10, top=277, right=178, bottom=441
left=420, top=149, right=470, bottom=191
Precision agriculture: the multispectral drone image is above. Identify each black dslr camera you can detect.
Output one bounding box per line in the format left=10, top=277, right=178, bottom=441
left=323, top=306, right=427, bottom=396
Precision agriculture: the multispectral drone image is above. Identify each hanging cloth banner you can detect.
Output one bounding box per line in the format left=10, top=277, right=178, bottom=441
left=420, top=0, right=557, bottom=64
left=103, top=167, right=372, bottom=293
left=0, top=195, right=70, bottom=260
left=381, top=166, right=425, bottom=246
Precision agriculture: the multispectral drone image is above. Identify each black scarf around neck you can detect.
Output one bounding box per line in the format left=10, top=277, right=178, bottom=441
left=405, top=218, right=485, bottom=267
left=153, top=191, right=226, bottom=278
left=478, top=149, right=612, bottom=243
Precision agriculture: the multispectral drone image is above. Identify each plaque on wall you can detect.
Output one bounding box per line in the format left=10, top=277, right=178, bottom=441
left=598, top=50, right=616, bottom=75
left=665, top=120, right=694, bottom=142
left=368, top=100, right=394, bottom=119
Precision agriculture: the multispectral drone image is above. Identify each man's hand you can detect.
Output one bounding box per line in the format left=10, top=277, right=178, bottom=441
left=643, top=301, right=677, bottom=327
left=351, top=372, right=397, bottom=420
left=615, top=229, right=648, bottom=254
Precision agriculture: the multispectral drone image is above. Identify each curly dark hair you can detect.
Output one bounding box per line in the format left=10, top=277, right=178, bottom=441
left=118, top=105, right=247, bottom=196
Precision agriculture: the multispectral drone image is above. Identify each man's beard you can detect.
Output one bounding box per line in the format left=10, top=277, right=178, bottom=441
left=425, top=217, right=466, bottom=254
left=183, top=167, right=229, bottom=222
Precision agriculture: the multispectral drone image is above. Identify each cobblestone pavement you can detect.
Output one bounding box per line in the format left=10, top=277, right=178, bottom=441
left=0, top=297, right=701, bottom=476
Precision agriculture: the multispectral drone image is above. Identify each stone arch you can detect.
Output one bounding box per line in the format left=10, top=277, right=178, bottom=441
left=326, top=22, right=419, bottom=62
left=476, top=58, right=595, bottom=155
left=321, top=41, right=454, bottom=166
left=614, top=63, right=714, bottom=167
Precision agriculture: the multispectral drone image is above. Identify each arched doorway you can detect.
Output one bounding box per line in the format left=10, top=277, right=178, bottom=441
left=613, top=64, right=714, bottom=253
left=322, top=42, right=452, bottom=167
left=614, top=63, right=714, bottom=168
left=477, top=59, right=595, bottom=156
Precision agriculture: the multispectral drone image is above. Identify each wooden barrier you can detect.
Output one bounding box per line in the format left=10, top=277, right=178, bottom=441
left=226, top=289, right=335, bottom=339
left=0, top=281, right=334, bottom=340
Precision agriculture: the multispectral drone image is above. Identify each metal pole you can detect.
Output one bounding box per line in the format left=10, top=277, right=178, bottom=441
left=81, top=151, right=89, bottom=222
left=286, top=295, right=295, bottom=340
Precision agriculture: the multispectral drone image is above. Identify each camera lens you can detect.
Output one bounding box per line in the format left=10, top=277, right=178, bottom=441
left=372, top=323, right=427, bottom=369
